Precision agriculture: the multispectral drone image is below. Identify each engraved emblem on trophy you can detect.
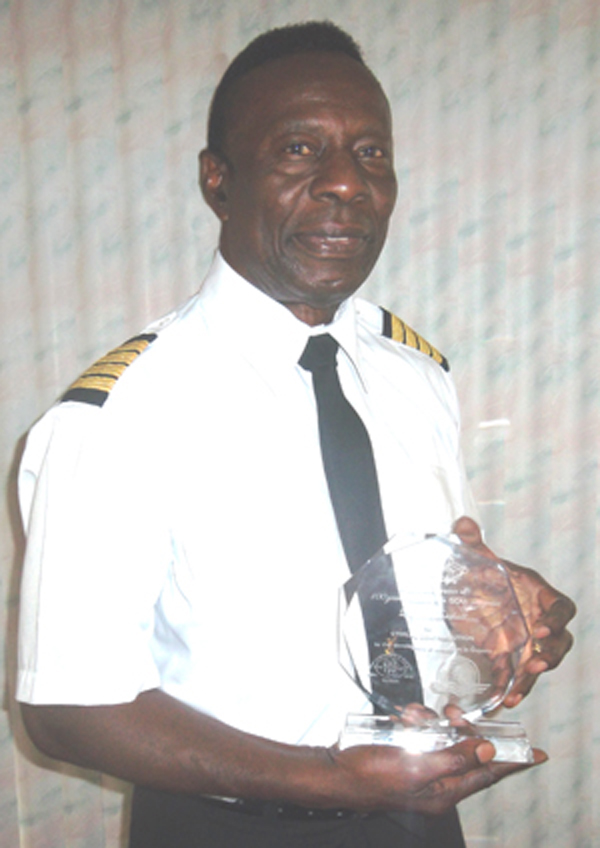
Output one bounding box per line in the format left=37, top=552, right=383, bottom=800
left=338, top=534, right=535, bottom=762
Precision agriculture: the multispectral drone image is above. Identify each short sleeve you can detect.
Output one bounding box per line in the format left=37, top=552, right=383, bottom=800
left=17, top=400, right=172, bottom=705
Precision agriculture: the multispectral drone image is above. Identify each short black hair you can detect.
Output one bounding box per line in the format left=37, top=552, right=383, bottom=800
left=206, top=21, right=366, bottom=157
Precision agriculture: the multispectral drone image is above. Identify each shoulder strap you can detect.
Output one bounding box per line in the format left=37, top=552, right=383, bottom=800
left=381, top=308, right=449, bottom=372
left=61, top=333, right=157, bottom=407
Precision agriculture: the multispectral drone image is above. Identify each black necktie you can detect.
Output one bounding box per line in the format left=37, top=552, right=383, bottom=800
left=299, top=334, right=422, bottom=708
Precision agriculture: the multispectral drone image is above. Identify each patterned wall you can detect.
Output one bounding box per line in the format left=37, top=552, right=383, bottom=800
left=1, top=1, right=598, bottom=846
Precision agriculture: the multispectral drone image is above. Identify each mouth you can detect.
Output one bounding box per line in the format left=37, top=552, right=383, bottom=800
left=292, top=227, right=370, bottom=258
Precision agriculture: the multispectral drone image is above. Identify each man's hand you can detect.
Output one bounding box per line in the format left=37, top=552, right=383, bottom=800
left=452, top=516, right=576, bottom=707
left=326, top=737, right=545, bottom=814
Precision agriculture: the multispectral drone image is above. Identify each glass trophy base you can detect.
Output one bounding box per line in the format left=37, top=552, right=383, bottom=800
left=339, top=714, right=534, bottom=763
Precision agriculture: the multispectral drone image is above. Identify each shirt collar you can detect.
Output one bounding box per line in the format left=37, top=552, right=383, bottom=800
left=196, top=252, right=366, bottom=380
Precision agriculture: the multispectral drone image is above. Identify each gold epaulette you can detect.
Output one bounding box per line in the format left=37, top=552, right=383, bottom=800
left=381, top=308, right=449, bottom=372
left=61, top=333, right=157, bottom=407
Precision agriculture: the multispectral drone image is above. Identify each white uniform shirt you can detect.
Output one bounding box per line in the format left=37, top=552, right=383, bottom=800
left=17, top=253, right=473, bottom=746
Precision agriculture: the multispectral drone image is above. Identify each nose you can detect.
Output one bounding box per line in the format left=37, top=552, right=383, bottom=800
left=310, top=149, right=369, bottom=203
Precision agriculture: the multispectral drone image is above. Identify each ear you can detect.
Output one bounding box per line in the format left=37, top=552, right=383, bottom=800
left=199, top=149, right=230, bottom=222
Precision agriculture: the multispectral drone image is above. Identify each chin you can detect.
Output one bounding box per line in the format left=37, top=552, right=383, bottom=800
left=298, top=281, right=364, bottom=313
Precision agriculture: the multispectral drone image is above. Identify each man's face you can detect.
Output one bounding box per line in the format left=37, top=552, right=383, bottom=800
left=201, top=52, right=397, bottom=325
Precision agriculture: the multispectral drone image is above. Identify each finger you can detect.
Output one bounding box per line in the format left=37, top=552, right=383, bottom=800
left=503, top=653, right=547, bottom=705
left=535, top=596, right=577, bottom=635
left=503, top=673, right=537, bottom=706
left=407, top=737, right=496, bottom=788
left=440, top=705, right=489, bottom=732
left=502, top=630, right=572, bottom=704
left=504, top=564, right=576, bottom=632
left=528, top=628, right=574, bottom=671
left=447, top=748, right=547, bottom=805
left=396, top=703, right=438, bottom=727
left=452, top=516, right=486, bottom=549
left=410, top=748, right=547, bottom=814
left=442, top=704, right=470, bottom=727
left=451, top=516, right=499, bottom=562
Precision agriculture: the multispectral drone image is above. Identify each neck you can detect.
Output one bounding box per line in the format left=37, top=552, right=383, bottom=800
left=284, top=301, right=338, bottom=327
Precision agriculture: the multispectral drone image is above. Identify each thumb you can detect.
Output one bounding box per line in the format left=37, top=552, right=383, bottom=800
left=452, top=516, right=484, bottom=547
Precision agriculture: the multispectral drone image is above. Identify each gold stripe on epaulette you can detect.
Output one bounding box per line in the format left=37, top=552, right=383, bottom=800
left=67, top=374, right=124, bottom=393
left=386, top=312, right=449, bottom=371
left=92, top=348, right=144, bottom=368
left=76, top=362, right=129, bottom=378
left=61, top=333, right=157, bottom=406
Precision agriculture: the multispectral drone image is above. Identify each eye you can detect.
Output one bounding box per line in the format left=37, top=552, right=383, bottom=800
left=356, top=145, right=386, bottom=160
left=283, top=141, right=314, bottom=157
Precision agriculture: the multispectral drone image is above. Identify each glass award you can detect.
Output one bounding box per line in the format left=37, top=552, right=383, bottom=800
left=338, top=534, right=535, bottom=762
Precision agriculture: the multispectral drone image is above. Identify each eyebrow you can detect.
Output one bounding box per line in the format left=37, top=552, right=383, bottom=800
left=267, top=118, right=392, bottom=137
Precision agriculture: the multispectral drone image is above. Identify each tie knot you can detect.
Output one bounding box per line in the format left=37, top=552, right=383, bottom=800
left=298, top=334, right=339, bottom=373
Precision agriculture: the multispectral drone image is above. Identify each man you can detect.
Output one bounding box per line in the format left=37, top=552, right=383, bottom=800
left=17, top=22, right=574, bottom=848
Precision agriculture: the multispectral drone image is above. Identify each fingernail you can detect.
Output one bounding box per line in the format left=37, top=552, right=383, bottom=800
left=476, top=741, right=496, bottom=764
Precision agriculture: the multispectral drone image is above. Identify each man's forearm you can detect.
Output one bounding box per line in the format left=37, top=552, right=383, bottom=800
left=21, top=689, right=335, bottom=805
